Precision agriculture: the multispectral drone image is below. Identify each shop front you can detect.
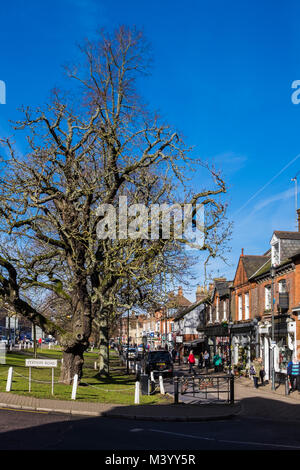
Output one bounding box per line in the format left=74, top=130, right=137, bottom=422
left=231, top=322, right=257, bottom=376
left=258, top=315, right=294, bottom=380
left=203, top=324, right=230, bottom=369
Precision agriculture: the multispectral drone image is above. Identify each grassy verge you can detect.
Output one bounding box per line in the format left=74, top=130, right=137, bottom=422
left=0, top=348, right=173, bottom=405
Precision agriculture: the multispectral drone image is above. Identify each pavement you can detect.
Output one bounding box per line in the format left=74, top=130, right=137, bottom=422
left=1, top=364, right=300, bottom=422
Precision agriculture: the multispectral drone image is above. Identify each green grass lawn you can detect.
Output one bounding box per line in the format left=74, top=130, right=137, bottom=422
left=0, top=347, right=173, bottom=405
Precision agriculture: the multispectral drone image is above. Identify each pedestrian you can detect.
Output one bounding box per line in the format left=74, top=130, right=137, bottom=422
left=258, top=358, right=265, bottom=386
left=204, top=350, right=210, bottom=373
left=171, top=348, right=177, bottom=362
left=213, top=352, right=222, bottom=373
left=198, top=352, right=203, bottom=370
left=250, top=357, right=262, bottom=389
left=287, top=356, right=300, bottom=393
left=188, top=350, right=196, bottom=374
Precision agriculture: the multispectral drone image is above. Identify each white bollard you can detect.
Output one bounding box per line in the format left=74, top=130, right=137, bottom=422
left=19, top=343, right=22, bottom=350
left=150, top=371, right=155, bottom=383
left=134, top=381, right=140, bottom=404
left=94, top=361, right=97, bottom=370
left=48, top=343, right=51, bottom=350
left=159, top=374, right=165, bottom=395
left=71, top=374, right=78, bottom=400
left=6, top=367, right=13, bottom=392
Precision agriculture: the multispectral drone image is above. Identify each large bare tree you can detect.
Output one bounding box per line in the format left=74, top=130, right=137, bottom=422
left=0, top=26, right=228, bottom=384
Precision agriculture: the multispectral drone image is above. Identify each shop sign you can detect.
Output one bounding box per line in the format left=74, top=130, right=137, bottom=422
left=259, top=327, right=269, bottom=334
left=176, top=336, right=183, bottom=343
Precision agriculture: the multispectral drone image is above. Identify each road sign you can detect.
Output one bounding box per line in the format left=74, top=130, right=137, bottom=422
left=25, top=359, right=57, bottom=395
left=25, top=359, right=57, bottom=367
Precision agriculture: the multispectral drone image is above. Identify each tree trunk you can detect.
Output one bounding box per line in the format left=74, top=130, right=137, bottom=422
left=97, top=315, right=109, bottom=377
left=59, top=346, right=85, bottom=385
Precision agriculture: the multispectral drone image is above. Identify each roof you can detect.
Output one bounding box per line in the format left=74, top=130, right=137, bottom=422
left=214, top=280, right=231, bottom=297
left=273, top=231, right=300, bottom=240
left=241, top=255, right=269, bottom=278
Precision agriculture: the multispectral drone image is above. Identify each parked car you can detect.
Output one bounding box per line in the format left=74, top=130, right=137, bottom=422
left=144, top=350, right=173, bottom=377
left=126, top=348, right=138, bottom=360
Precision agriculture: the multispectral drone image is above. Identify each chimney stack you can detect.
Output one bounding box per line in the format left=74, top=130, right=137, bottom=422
left=178, top=286, right=183, bottom=297
left=297, top=209, right=300, bottom=232
left=241, top=248, right=244, bottom=257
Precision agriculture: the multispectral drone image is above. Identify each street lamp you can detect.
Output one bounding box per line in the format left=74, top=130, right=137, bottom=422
left=228, top=285, right=234, bottom=375
left=270, top=265, right=276, bottom=391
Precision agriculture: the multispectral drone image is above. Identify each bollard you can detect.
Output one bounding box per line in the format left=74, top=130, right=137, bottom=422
left=19, top=343, right=21, bottom=351
left=159, top=374, right=165, bottom=395
left=174, top=377, right=179, bottom=404
left=150, top=371, right=155, bottom=383
left=134, top=381, right=140, bottom=404
left=285, top=376, right=290, bottom=396
left=71, top=374, right=78, bottom=400
left=230, top=373, right=235, bottom=404
left=6, top=367, right=13, bottom=392
left=94, top=361, right=97, bottom=370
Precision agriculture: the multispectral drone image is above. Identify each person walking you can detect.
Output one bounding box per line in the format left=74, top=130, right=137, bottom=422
left=204, top=350, right=210, bottom=374
left=287, top=356, right=300, bottom=393
left=198, top=352, right=203, bottom=370
left=213, top=352, right=222, bottom=373
left=250, top=357, right=262, bottom=389
left=258, top=358, right=265, bottom=386
left=188, top=350, right=196, bottom=374
left=171, top=348, right=177, bottom=363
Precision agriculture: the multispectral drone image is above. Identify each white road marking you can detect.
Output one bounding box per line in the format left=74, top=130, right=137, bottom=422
left=130, top=428, right=144, bottom=432
left=149, top=429, right=300, bottom=449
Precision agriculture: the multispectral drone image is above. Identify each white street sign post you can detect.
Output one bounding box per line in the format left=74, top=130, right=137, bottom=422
left=25, top=359, right=57, bottom=395
left=71, top=374, right=78, bottom=400
left=6, top=367, right=13, bottom=392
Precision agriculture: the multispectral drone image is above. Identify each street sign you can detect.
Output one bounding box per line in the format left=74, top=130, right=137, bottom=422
left=25, top=359, right=57, bottom=367
left=25, top=359, right=57, bottom=395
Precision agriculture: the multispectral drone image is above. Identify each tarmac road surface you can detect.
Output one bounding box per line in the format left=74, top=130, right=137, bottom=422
left=1, top=407, right=300, bottom=451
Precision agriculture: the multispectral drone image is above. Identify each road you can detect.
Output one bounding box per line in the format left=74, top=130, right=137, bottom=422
left=1, top=407, right=300, bottom=451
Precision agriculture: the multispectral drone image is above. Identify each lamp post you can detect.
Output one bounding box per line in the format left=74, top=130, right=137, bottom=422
left=271, top=265, right=276, bottom=391
left=228, top=285, right=234, bottom=375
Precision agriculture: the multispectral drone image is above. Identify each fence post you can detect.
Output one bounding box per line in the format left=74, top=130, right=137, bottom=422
left=135, top=381, right=140, bottom=404
left=6, top=367, right=13, bottom=392
left=71, top=374, right=78, bottom=400
left=230, top=373, right=235, bottom=404
left=159, top=374, right=165, bottom=395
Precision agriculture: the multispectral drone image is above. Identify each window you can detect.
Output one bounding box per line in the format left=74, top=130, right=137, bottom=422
left=272, top=242, right=280, bottom=266
left=245, top=292, right=249, bottom=320
left=216, top=297, right=219, bottom=322
left=278, top=279, right=287, bottom=293
left=238, top=295, right=243, bottom=320
left=223, top=300, right=227, bottom=320
left=209, top=306, right=212, bottom=323
left=265, top=285, right=271, bottom=310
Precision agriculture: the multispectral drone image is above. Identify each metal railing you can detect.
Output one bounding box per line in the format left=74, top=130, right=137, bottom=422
left=173, top=374, right=235, bottom=404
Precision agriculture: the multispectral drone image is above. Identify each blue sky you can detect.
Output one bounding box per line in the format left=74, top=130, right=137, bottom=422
left=1, top=0, right=300, bottom=298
